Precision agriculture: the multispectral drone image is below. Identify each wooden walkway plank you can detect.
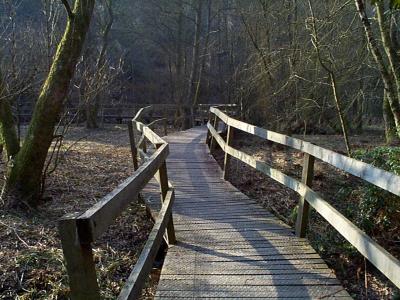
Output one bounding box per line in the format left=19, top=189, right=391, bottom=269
left=155, top=127, right=349, bottom=299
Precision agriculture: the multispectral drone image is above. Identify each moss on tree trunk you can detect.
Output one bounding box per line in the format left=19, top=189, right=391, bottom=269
left=383, top=90, right=398, bottom=144
left=5, top=0, right=95, bottom=206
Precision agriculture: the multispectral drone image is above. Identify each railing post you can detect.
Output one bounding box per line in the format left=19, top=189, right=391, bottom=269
left=163, top=118, right=168, bottom=136
left=128, top=121, right=139, bottom=170
left=206, top=110, right=212, bottom=145
left=155, top=144, right=176, bottom=245
left=141, top=137, right=147, bottom=153
left=58, top=214, right=100, bottom=300
left=295, top=153, right=315, bottom=238
left=223, top=125, right=234, bottom=180
left=209, top=114, right=219, bottom=153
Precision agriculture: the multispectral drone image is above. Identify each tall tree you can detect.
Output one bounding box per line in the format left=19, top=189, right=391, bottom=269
left=0, top=0, right=95, bottom=206
left=183, top=0, right=203, bottom=129
left=307, top=0, right=352, bottom=156
left=86, top=0, right=114, bottom=129
left=355, top=0, right=400, bottom=141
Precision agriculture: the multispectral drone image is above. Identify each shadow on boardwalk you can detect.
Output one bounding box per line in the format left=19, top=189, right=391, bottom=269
left=152, top=127, right=350, bottom=299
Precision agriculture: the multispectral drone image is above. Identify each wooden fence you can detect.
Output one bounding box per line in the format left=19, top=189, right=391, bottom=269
left=206, top=106, right=400, bottom=289
left=58, top=106, right=175, bottom=300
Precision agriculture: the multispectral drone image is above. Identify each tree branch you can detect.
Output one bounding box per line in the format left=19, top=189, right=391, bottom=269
left=61, top=0, right=74, bottom=19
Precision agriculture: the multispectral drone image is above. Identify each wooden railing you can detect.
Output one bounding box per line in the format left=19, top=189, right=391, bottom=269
left=58, top=106, right=176, bottom=300
left=206, top=106, right=400, bottom=289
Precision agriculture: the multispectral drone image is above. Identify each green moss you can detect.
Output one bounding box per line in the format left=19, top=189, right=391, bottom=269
left=5, top=0, right=95, bottom=206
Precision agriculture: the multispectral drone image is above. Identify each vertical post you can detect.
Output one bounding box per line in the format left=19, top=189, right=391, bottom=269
left=163, top=118, right=168, bottom=136
left=209, top=114, right=219, bottom=153
left=155, top=144, right=176, bottom=245
left=295, top=153, right=315, bottom=238
left=128, top=121, right=139, bottom=170
left=141, top=137, right=147, bottom=153
left=223, top=125, right=234, bottom=180
left=58, top=214, right=100, bottom=300
left=206, top=110, right=212, bottom=145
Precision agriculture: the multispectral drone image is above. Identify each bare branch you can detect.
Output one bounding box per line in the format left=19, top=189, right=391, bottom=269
left=60, top=0, right=74, bottom=20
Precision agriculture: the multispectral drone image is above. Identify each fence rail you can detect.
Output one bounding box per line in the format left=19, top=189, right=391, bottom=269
left=206, top=106, right=400, bottom=289
left=58, top=106, right=175, bottom=299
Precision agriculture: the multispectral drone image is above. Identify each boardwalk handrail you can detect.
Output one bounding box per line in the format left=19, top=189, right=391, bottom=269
left=58, top=106, right=176, bottom=300
left=207, top=106, right=400, bottom=289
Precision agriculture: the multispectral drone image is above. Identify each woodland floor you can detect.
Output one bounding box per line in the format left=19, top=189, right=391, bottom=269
left=0, top=124, right=170, bottom=300
left=213, top=128, right=400, bottom=300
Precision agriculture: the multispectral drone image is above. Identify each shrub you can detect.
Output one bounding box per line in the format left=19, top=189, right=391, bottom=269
left=352, top=147, right=400, bottom=236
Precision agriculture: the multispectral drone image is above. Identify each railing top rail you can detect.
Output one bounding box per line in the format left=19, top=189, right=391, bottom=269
left=59, top=105, right=175, bottom=299
left=133, top=105, right=153, bottom=121
left=75, top=143, right=169, bottom=243
left=207, top=122, right=400, bottom=288
left=210, top=106, right=400, bottom=197
left=131, top=105, right=168, bottom=145
left=198, top=103, right=238, bottom=107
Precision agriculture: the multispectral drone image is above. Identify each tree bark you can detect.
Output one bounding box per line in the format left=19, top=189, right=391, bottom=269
left=376, top=1, right=400, bottom=95
left=193, top=0, right=211, bottom=109
left=355, top=0, right=400, bottom=137
left=4, top=0, right=95, bottom=205
left=308, top=0, right=351, bottom=156
left=383, top=89, right=397, bottom=144
left=86, top=0, right=113, bottom=129
left=0, top=68, right=20, bottom=159
left=174, top=0, right=185, bottom=128
left=183, top=0, right=203, bottom=129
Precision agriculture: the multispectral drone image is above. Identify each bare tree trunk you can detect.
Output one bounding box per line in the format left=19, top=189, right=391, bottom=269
left=330, top=72, right=352, bottom=156
left=193, top=0, right=211, bottom=109
left=376, top=2, right=400, bottom=95
left=308, top=0, right=351, bottom=156
left=355, top=0, right=400, bottom=138
left=383, top=89, right=397, bottom=144
left=183, top=0, right=203, bottom=129
left=86, top=0, right=113, bottom=129
left=174, top=0, right=185, bottom=128
left=3, top=0, right=95, bottom=206
left=0, top=68, right=20, bottom=159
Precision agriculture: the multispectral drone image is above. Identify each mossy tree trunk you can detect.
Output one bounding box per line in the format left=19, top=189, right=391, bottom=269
left=355, top=0, right=400, bottom=138
left=383, top=90, right=398, bottom=144
left=0, top=68, right=20, bottom=159
left=3, top=0, right=95, bottom=206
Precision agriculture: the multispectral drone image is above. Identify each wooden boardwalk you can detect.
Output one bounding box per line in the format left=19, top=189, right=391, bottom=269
left=154, top=127, right=350, bottom=299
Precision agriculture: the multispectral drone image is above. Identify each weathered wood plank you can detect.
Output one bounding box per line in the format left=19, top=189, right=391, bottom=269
left=77, top=143, right=169, bottom=243
left=155, top=286, right=350, bottom=298
left=211, top=107, right=400, bottom=196
left=117, top=189, right=175, bottom=300
left=155, top=126, right=351, bottom=298
left=208, top=122, right=400, bottom=288
left=58, top=214, right=100, bottom=300
left=296, top=153, right=315, bottom=237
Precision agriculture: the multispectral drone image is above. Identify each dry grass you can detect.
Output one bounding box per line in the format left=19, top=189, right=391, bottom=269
left=0, top=125, right=166, bottom=299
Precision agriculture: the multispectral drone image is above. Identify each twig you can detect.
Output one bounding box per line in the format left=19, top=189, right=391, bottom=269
left=0, top=220, right=33, bottom=248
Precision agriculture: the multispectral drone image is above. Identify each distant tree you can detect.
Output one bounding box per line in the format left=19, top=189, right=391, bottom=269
left=0, top=0, right=95, bottom=207
left=307, top=0, right=351, bottom=155
left=86, top=0, right=114, bottom=129
left=183, top=0, right=203, bottom=129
